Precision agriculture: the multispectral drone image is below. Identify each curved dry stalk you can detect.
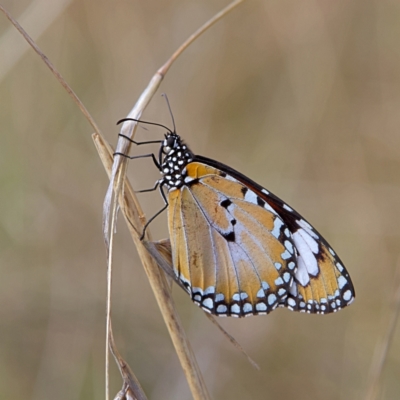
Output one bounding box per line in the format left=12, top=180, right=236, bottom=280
left=103, top=2, right=246, bottom=400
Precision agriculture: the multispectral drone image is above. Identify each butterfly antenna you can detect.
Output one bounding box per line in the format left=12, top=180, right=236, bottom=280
left=162, top=93, right=176, bottom=133
left=117, top=117, right=173, bottom=134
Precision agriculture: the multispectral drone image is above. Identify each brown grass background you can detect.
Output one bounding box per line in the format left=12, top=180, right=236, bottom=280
left=1, top=0, right=400, bottom=399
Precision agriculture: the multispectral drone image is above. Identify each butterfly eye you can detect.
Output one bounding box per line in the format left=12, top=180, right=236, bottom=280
left=163, top=136, right=176, bottom=154
left=166, top=136, right=175, bottom=148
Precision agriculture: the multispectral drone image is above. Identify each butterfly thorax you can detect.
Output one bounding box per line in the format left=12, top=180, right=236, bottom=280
left=160, top=133, right=194, bottom=190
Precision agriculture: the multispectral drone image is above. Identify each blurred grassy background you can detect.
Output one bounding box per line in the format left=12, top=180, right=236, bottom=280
left=1, top=0, right=400, bottom=399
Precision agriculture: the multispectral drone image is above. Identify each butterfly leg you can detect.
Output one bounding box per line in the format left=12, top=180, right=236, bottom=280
left=136, top=181, right=160, bottom=193
left=118, top=133, right=162, bottom=146
left=140, top=181, right=168, bottom=240
left=113, top=152, right=161, bottom=169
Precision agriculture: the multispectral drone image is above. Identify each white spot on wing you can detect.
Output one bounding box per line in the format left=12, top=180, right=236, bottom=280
left=217, top=304, right=227, bottom=313
left=231, top=304, right=240, bottom=314
left=244, top=189, right=258, bottom=204
left=295, top=256, right=310, bottom=286
left=278, top=288, right=286, bottom=296
left=285, top=240, right=294, bottom=254
left=288, top=261, right=296, bottom=270
left=297, top=219, right=312, bottom=230
left=283, top=204, right=293, bottom=212
left=243, top=303, right=252, bottom=313
left=268, top=294, right=277, bottom=305
left=297, top=219, right=319, bottom=239
left=202, top=298, right=213, bottom=309
left=338, top=276, right=347, bottom=289
left=297, top=228, right=319, bottom=254
left=261, top=188, right=270, bottom=195
left=204, top=286, right=215, bottom=295
left=281, top=250, right=291, bottom=260
left=275, top=277, right=284, bottom=285
left=271, top=218, right=284, bottom=239
left=256, top=303, right=267, bottom=311
left=215, top=293, right=224, bottom=302
left=292, top=230, right=319, bottom=276
left=288, top=298, right=296, bottom=307
left=225, top=174, right=238, bottom=182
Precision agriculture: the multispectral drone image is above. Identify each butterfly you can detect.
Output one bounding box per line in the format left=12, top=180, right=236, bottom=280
left=117, top=119, right=355, bottom=318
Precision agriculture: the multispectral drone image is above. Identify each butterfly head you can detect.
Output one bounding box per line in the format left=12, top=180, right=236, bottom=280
left=159, top=132, right=194, bottom=190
